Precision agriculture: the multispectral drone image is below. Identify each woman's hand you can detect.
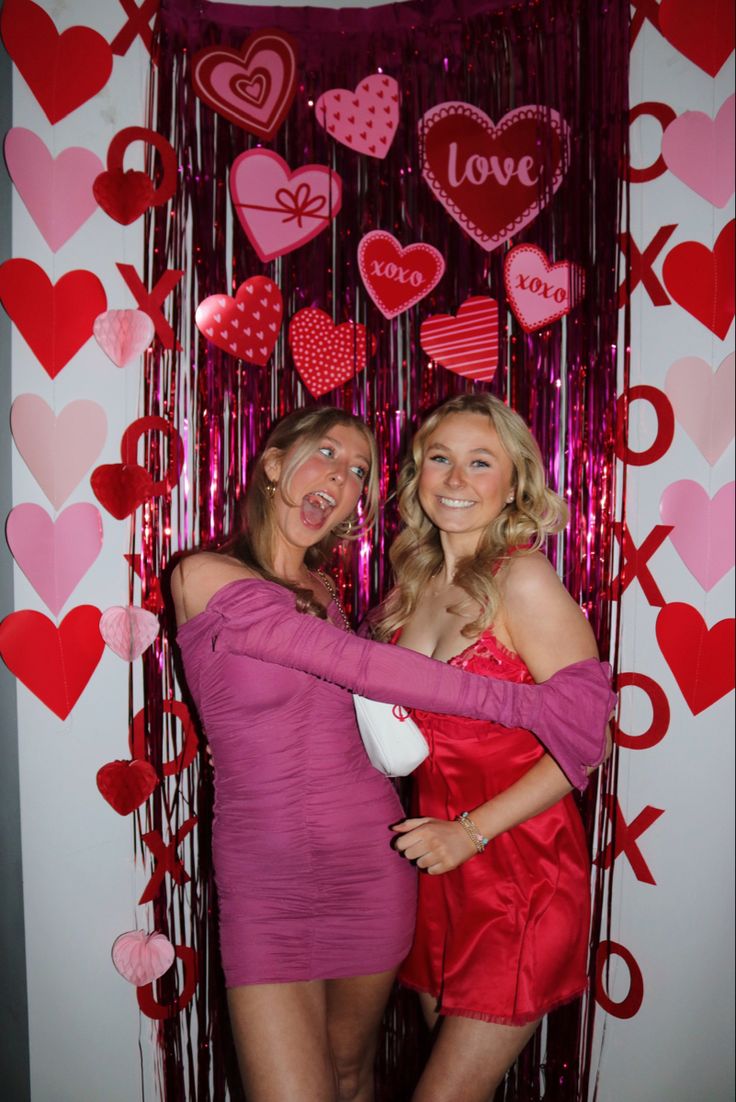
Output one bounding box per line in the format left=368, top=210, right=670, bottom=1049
left=391, top=817, right=478, bottom=874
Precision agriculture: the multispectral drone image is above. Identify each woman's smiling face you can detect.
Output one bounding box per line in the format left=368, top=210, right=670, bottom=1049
left=418, top=412, right=515, bottom=548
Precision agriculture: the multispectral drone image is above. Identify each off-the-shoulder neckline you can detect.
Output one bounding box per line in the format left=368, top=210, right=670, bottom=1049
left=176, top=575, right=335, bottom=636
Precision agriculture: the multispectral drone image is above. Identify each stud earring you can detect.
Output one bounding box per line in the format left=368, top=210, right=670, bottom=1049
left=266, top=480, right=277, bottom=498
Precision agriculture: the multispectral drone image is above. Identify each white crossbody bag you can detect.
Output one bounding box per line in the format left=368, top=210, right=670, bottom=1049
left=352, top=695, right=429, bottom=776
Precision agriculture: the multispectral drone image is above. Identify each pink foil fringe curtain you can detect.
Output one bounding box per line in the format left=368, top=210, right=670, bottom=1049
left=135, top=1, right=630, bottom=1098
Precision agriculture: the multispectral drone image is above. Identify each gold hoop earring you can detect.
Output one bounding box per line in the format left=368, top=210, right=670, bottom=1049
left=332, top=517, right=354, bottom=537
left=266, top=480, right=277, bottom=498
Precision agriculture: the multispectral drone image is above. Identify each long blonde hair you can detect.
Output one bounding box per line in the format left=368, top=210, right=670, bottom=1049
left=373, top=393, right=567, bottom=640
left=227, top=406, right=379, bottom=617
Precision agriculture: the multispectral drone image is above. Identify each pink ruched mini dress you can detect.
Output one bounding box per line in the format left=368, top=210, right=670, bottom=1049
left=176, top=578, right=613, bottom=988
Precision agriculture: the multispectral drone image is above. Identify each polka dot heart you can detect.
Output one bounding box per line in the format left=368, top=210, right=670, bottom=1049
left=195, top=276, right=283, bottom=365
left=288, top=307, right=368, bottom=397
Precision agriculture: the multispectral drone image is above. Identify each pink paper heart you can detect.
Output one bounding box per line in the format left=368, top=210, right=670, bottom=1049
left=664, top=354, right=735, bottom=465
left=662, top=95, right=735, bottom=208
left=100, top=605, right=159, bottom=661
left=93, top=309, right=155, bottom=368
left=10, top=395, right=108, bottom=510
left=660, top=480, right=735, bottom=590
left=315, top=73, right=400, bottom=159
left=6, top=503, right=103, bottom=616
left=503, top=244, right=585, bottom=332
left=111, top=930, right=175, bottom=986
left=4, top=128, right=102, bottom=251
left=230, top=150, right=342, bottom=262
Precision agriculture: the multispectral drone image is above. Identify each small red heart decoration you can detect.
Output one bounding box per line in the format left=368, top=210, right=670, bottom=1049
left=357, top=231, right=445, bottom=318
left=0, top=606, right=104, bottom=720
left=93, top=168, right=155, bottom=225
left=90, top=463, right=155, bottom=520
left=656, top=603, right=735, bottom=715
left=658, top=0, right=735, bottom=78
left=97, top=759, right=160, bottom=816
left=288, top=308, right=368, bottom=398
left=0, top=0, right=113, bottom=124
left=0, top=259, right=107, bottom=379
left=420, top=296, right=499, bottom=382
left=662, top=220, right=734, bottom=340
left=195, top=276, right=283, bottom=365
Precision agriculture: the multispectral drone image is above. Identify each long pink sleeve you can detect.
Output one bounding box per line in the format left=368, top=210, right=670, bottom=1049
left=207, top=579, right=615, bottom=791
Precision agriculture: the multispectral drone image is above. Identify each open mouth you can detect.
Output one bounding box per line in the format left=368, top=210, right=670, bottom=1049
left=300, top=490, right=337, bottom=529
left=437, top=497, right=475, bottom=509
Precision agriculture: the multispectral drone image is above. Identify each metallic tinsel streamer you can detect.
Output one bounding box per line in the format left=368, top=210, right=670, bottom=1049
left=136, top=1, right=629, bottom=1098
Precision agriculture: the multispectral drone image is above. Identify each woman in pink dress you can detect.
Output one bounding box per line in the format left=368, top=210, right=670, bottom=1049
left=375, top=392, right=609, bottom=1101
left=171, top=405, right=614, bottom=1102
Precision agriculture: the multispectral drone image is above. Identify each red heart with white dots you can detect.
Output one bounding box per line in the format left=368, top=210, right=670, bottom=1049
left=195, top=276, right=283, bottom=365
left=288, top=307, right=368, bottom=397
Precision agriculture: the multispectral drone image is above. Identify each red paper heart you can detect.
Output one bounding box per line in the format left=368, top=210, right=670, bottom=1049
left=420, top=102, right=569, bottom=252
left=357, top=231, right=445, bottom=318
left=191, top=29, right=298, bottom=139
left=90, top=463, right=155, bottom=520
left=288, top=308, right=368, bottom=398
left=97, top=760, right=160, bottom=816
left=195, top=276, right=283, bottom=365
left=658, top=0, right=735, bottom=78
left=1, top=0, right=113, bottom=124
left=656, top=603, right=735, bottom=715
left=93, top=168, right=155, bottom=226
left=419, top=296, right=499, bottom=382
left=0, top=606, right=103, bottom=720
left=0, top=258, right=106, bottom=379
left=662, top=220, right=734, bottom=340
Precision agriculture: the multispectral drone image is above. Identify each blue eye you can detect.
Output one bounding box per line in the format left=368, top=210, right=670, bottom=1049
left=471, top=459, right=490, bottom=468
left=351, top=465, right=367, bottom=480
left=319, top=446, right=335, bottom=458
left=428, top=454, right=449, bottom=464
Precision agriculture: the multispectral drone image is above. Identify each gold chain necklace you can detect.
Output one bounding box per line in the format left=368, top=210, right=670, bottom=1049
left=311, top=569, right=352, bottom=632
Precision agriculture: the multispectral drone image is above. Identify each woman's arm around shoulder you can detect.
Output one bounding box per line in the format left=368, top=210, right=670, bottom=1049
left=170, top=551, right=256, bottom=627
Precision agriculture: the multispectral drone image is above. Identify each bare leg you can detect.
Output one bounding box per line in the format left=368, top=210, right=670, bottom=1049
left=227, top=980, right=336, bottom=1102
left=326, top=969, right=397, bottom=1102
left=412, top=1013, right=540, bottom=1102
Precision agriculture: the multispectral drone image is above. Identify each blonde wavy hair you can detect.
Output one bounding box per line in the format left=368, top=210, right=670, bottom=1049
left=373, top=392, right=567, bottom=640
left=226, top=407, right=379, bottom=618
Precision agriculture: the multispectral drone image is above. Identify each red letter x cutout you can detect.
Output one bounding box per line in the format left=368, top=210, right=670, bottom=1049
left=596, top=796, right=664, bottom=885
left=610, top=521, right=673, bottom=607
left=111, top=0, right=160, bottom=59
left=618, top=225, right=677, bottom=308
left=630, top=0, right=660, bottom=46
left=117, top=263, right=184, bottom=350
left=139, top=816, right=197, bottom=904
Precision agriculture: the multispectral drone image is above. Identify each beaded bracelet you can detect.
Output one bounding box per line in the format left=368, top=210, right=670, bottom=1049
left=455, top=811, right=489, bottom=854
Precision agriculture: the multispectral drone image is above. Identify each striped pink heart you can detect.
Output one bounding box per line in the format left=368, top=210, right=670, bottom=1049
left=419, top=296, right=499, bottom=381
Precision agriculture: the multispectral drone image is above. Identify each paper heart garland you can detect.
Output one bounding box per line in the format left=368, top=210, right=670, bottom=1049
left=112, top=930, right=176, bottom=986
left=656, top=603, right=735, bottom=715
left=661, top=221, right=734, bottom=340
left=420, top=101, right=570, bottom=252
left=289, top=308, right=368, bottom=398
left=6, top=503, right=103, bottom=616
left=11, top=395, right=107, bottom=509
left=0, top=606, right=104, bottom=719
left=662, top=96, right=735, bottom=208
left=0, top=259, right=107, bottom=378
left=0, top=0, right=113, bottom=124
left=93, top=309, right=155, bottom=368
left=664, top=354, right=735, bottom=465
left=100, top=606, right=160, bottom=661
left=658, top=0, right=735, bottom=78
left=230, top=150, right=342, bottom=262
left=315, top=73, right=400, bottom=159
left=503, top=244, right=585, bottom=332
left=195, top=277, right=283, bottom=364
left=191, top=29, right=298, bottom=139
left=420, top=296, right=499, bottom=382
left=4, top=129, right=102, bottom=252
left=357, top=232, right=445, bottom=318
left=96, top=759, right=159, bottom=816
left=659, top=481, right=735, bottom=590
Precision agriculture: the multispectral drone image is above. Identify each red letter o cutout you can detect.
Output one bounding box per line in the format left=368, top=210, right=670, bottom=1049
left=627, top=102, right=677, bottom=184
left=595, top=940, right=644, bottom=1019
left=137, top=945, right=198, bottom=1020
left=130, top=700, right=199, bottom=775
left=615, top=672, right=670, bottom=750
left=615, top=385, right=674, bottom=466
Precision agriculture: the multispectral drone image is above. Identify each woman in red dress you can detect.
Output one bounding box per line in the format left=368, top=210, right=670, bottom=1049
left=374, top=392, right=610, bottom=1101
